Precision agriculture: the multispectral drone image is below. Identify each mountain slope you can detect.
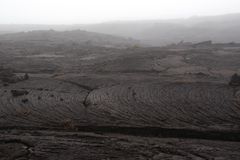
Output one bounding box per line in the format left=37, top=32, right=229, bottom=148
left=80, top=13, right=240, bottom=46
left=1, top=13, right=239, bottom=46
left=0, top=30, right=140, bottom=48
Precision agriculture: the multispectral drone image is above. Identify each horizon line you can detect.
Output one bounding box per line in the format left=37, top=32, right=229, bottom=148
left=0, top=12, right=239, bottom=26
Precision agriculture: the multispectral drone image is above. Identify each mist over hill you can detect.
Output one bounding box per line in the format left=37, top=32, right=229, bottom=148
left=0, top=13, right=240, bottom=46
left=0, top=30, right=140, bottom=48
left=80, top=13, right=240, bottom=46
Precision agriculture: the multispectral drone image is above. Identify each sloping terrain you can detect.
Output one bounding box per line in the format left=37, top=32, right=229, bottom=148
left=1, top=78, right=240, bottom=131
left=0, top=32, right=240, bottom=159
left=0, top=30, right=140, bottom=48
left=2, top=13, right=240, bottom=46
left=81, top=13, right=240, bottom=46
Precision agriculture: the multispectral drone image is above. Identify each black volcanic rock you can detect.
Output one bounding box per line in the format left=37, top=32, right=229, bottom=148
left=11, top=90, right=29, bottom=97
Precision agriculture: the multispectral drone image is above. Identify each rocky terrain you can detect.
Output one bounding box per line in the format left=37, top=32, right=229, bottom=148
left=0, top=31, right=240, bottom=159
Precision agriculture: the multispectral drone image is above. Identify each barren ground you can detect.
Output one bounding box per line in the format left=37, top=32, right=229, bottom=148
left=0, top=37, right=240, bottom=159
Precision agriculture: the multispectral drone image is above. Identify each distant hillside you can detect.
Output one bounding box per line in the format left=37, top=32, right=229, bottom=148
left=80, top=13, right=240, bottom=46
left=0, top=24, right=76, bottom=34
left=0, top=30, right=141, bottom=48
left=1, top=13, right=240, bottom=46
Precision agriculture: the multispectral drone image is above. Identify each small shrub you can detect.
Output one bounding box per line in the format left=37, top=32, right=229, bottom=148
left=229, top=73, right=240, bottom=86
left=24, top=73, right=29, bottom=80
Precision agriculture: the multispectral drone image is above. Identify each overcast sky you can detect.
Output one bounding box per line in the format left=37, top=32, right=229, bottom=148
left=0, top=0, right=240, bottom=24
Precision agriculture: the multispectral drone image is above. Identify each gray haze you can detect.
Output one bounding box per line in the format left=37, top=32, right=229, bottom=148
left=1, top=13, right=240, bottom=46
left=0, top=0, right=240, bottom=46
left=0, top=0, right=240, bottom=24
left=81, top=13, right=240, bottom=46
